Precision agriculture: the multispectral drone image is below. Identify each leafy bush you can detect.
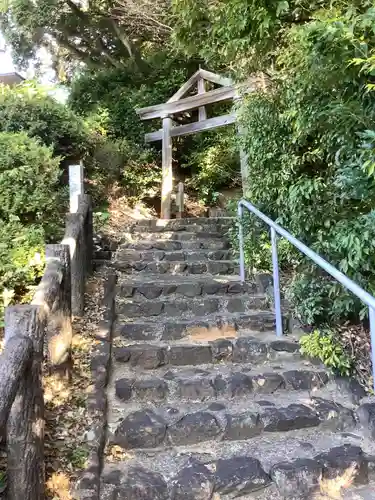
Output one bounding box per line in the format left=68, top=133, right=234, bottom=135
left=69, top=57, right=192, bottom=142
left=0, top=132, right=67, bottom=324
left=85, top=136, right=161, bottom=206
left=182, top=129, right=241, bottom=205
left=172, top=0, right=345, bottom=74
left=300, top=330, right=354, bottom=377
left=236, top=7, right=375, bottom=325
left=0, top=218, right=45, bottom=325
left=0, top=83, right=91, bottom=162
left=69, top=57, right=195, bottom=205
left=0, top=132, right=62, bottom=229
left=120, top=140, right=161, bottom=204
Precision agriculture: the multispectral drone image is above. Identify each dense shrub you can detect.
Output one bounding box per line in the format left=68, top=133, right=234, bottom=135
left=69, top=56, right=192, bottom=142
left=182, top=129, right=241, bottom=205
left=236, top=8, right=375, bottom=325
left=0, top=83, right=91, bottom=162
left=0, top=132, right=65, bottom=323
left=299, top=329, right=354, bottom=377
left=0, top=132, right=62, bottom=229
left=0, top=219, right=45, bottom=324
left=84, top=136, right=161, bottom=206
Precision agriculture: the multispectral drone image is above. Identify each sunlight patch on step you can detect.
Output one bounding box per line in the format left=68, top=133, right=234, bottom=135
left=187, top=324, right=237, bottom=342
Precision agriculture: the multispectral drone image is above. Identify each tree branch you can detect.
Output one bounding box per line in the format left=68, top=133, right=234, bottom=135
left=114, top=0, right=172, bottom=32
left=109, top=18, right=134, bottom=58
left=65, top=0, right=89, bottom=22
left=52, top=32, right=102, bottom=69
left=65, top=0, right=123, bottom=67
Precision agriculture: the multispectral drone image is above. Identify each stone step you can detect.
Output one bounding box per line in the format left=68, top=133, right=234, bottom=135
left=129, top=223, right=232, bottom=234
left=117, top=275, right=255, bottom=300
left=100, top=430, right=375, bottom=500
left=120, top=231, right=227, bottom=242
left=114, top=311, right=282, bottom=341
left=132, top=217, right=235, bottom=229
left=116, top=294, right=268, bottom=319
left=113, top=364, right=329, bottom=404
left=119, top=238, right=231, bottom=251
left=109, top=394, right=355, bottom=452
left=113, top=259, right=239, bottom=275
left=115, top=248, right=235, bottom=263
left=112, top=328, right=301, bottom=365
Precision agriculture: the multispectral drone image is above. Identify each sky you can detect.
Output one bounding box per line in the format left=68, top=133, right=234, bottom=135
left=0, top=32, right=68, bottom=102
left=0, top=38, right=18, bottom=74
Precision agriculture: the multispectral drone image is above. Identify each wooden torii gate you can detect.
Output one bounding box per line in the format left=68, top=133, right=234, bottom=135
left=136, top=68, right=256, bottom=219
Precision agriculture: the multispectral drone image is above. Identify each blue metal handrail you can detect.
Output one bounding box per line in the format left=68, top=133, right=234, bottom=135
left=238, top=199, right=375, bottom=390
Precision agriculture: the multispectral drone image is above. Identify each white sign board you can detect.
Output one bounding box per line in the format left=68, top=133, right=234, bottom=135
left=69, top=164, right=84, bottom=213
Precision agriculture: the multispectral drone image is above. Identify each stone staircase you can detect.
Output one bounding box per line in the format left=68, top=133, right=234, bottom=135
left=100, top=217, right=375, bottom=500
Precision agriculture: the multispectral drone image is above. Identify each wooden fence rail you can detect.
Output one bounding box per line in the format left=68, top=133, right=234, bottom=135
left=0, top=193, right=93, bottom=500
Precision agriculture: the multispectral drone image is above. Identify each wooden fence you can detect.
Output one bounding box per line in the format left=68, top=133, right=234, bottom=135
left=0, top=193, right=93, bottom=500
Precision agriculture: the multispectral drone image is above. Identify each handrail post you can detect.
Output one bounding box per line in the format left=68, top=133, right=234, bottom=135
left=369, top=307, right=375, bottom=392
left=238, top=203, right=246, bottom=283
left=271, top=227, right=283, bottom=337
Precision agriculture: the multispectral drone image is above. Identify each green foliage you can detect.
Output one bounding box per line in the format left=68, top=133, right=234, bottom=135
left=172, top=0, right=365, bottom=75
left=0, top=132, right=62, bottom=226
left=0, top=131, right=65, bottom=324
left=0, top=470, right=6, bottom=493
left=0, top=218, right=45, bottom=324
left=67, top=446, right=88, bottom=469
left=0, top=83, right=90, bottom=162
left=236, top=6, right=375, bottom=325
left=0, top=0, right=171, bottom=78
left=85, top=136, right=161, bottom=206
left=93, top=210, right=110, bottom=233
left=69, top=56, right=193, bottom=142
left=182, top=129, right=241, bottom=205
left=228, top=213, right=300, bottom=272
left=69, top=55, right=228, bottom=207
left=121, top=140, right=161, bottom=205
left=300, top=329, right=354, bottom=376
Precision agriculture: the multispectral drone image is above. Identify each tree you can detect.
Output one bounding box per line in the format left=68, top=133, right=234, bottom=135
left=112, top=0, right=172, bottom=43
left=0, top=0, right=170, bottom=78
left=171, top=0, right=368, bottom=76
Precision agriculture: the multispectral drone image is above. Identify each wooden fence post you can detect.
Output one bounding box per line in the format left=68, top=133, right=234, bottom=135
left=65, top=212, right=85, bottom=317
left=45, top=244, right=73, bottom=376
left=81, top=194, right=93, bottom=276
left=5, top=305, right=45, bottom=500
left=0, top=336, right=33, bottom=431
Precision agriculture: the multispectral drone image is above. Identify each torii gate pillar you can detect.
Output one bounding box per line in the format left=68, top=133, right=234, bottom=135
left=161, top=115, right=173, bottom=219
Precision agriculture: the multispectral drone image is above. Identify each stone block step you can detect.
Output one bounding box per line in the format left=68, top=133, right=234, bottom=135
left=129, top=223, right=232, bottom=234
left=116, top=293, right=268, bottom=319
left=114, top=311, right=282, bottom=341
left=100, top=431, right=375, bottom=500
left=120, top=238, right=231, bottom=251
left=132, top=217, right=235, bottom=230
left=113, top=364, right=329, bottom=404
left=115, top=248, right=234, bottom=263
left=113, top=259, right=239, bottom=275
left=117, top=276, right=255, bottom=300
left=109, top=395, right=355, bottom=451
left=112, top=331, right=301, bottom=368
left=120, top=231, right=227, bottom=242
